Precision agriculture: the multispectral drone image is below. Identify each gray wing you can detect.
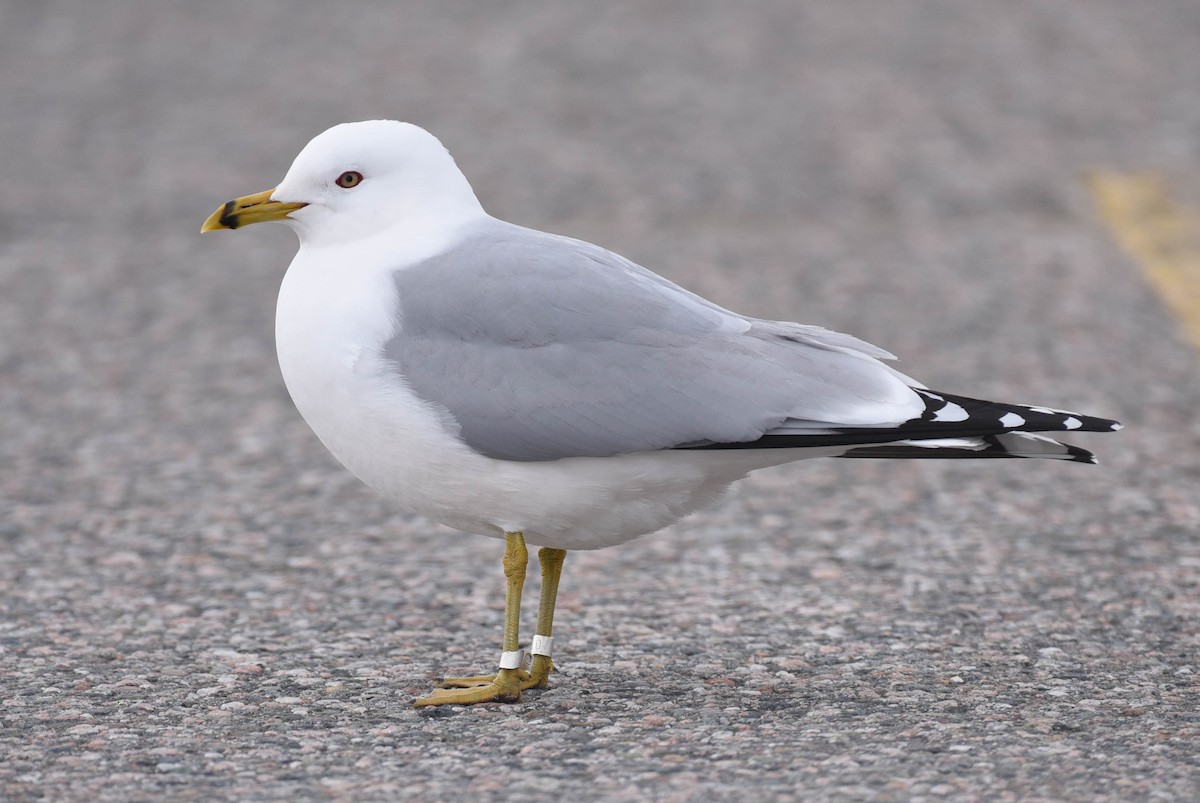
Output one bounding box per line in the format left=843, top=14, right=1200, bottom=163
left=385, top=218, right=922, bottom=461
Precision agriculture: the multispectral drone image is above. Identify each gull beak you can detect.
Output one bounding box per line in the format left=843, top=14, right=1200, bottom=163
left=201, top=188, right=308, bottom=232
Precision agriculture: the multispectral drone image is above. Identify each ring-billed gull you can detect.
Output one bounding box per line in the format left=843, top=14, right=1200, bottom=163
left=202, top=120, right=1120, bottom=706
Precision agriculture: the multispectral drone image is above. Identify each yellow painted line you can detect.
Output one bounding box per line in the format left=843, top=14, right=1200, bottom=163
left=1089, top=170, right=1200, bottom=352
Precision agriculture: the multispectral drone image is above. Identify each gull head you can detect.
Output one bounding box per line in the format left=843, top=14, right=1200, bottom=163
left=202, top=120, right=485, bottom=247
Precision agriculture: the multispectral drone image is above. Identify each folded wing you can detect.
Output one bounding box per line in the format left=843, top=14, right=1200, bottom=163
left=385, top=219, right=924, bottom=461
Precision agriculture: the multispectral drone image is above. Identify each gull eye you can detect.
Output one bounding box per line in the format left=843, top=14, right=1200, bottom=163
left=335, top=170, right=363, bottom=189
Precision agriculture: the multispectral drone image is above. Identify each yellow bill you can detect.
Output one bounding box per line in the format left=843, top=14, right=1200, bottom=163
left=201, top=188, right=307, bottom=233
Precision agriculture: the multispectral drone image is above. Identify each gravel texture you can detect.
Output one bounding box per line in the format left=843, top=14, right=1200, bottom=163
left=2, top=1, right=1199, bottom=800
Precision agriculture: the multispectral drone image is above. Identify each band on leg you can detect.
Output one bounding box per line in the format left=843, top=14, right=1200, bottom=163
left=498, top=649, right=526, bottom=670
left=530, top=635, right=554, bottom=657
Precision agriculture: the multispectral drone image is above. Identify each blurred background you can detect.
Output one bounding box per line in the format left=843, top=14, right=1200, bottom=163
left=2, top=1, right=1198, bottom=799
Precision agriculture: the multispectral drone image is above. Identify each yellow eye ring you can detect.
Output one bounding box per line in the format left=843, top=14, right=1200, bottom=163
left=336, top=171, right=363, bottom=188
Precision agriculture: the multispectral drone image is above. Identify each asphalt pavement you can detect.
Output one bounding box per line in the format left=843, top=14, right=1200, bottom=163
left=2, top=2, right=1198, bottom=800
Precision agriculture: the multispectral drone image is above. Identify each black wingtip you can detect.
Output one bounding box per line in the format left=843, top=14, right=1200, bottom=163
left=1065, top=444, right=1100, bottom=464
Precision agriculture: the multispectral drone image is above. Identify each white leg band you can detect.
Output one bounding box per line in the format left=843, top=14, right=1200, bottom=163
left=498, top=649, right=526, bottom=670
left=530, top=635, right=554, bottom=657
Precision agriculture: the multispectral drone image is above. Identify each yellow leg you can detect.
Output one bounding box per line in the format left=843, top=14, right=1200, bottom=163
left=527, top=547, right=567, bottom=688
left=415, top=532, right=531, bottom=706
left=413, top=537, right=571, bottom=707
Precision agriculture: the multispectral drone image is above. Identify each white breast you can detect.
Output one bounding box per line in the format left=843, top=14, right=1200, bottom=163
left=275, top=244, right=491, bottom=516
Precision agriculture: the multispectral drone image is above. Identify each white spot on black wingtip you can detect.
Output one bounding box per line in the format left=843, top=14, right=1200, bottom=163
left=1063, top=416, right=1082, bottom=430
left=1110, top=422, right=1124, bottom=431
left=933, top=401, right=969, bottom=422
left=998, top=412, right=1025, bottom=428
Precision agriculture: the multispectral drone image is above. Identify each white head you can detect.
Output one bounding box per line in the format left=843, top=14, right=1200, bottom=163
left=203, top=120, right=486, bottom=248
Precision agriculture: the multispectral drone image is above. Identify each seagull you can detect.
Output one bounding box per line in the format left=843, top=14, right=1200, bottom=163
left=202, top=120, right=1121, bottom=706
